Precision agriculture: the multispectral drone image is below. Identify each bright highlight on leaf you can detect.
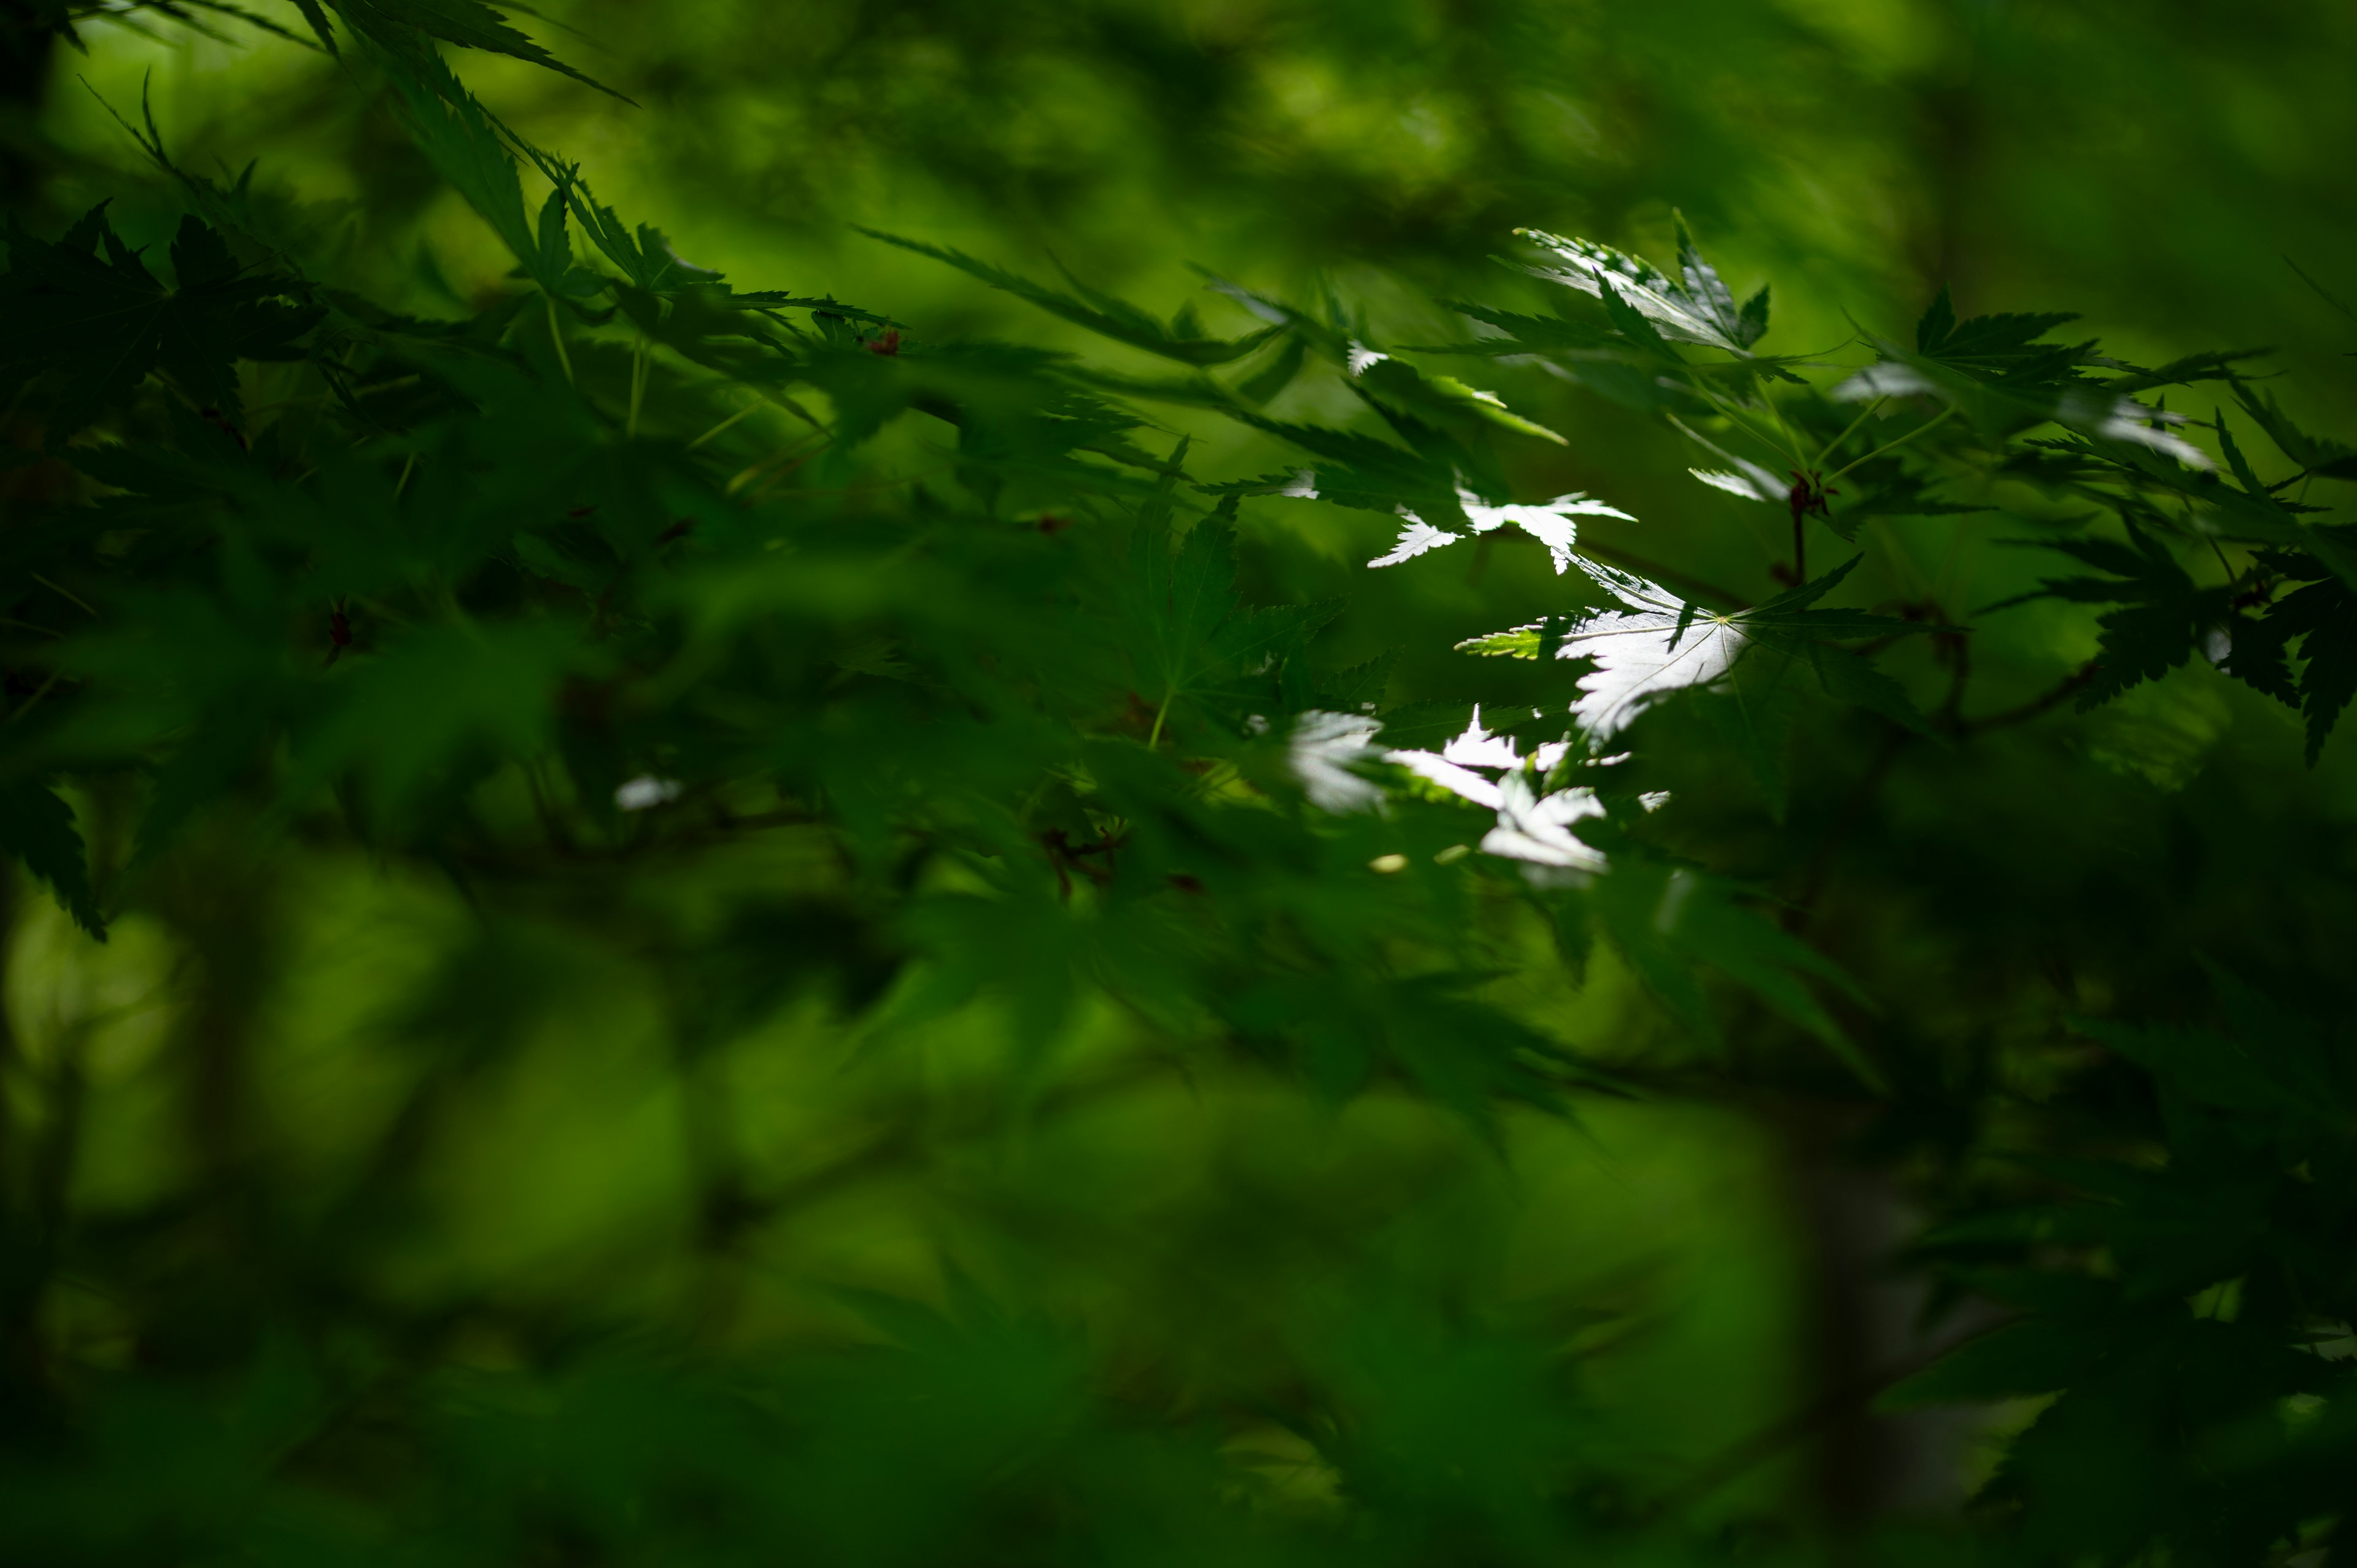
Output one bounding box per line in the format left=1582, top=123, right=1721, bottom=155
left=1368, top=481, right=1635, bottom=573
left=1515, top=220, right=1767, bottom=354
left=1479, top=771, right=1608, bottom=873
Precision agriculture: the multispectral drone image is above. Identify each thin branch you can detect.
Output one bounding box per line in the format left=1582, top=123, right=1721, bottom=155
left=1957, top=662, right=2100, bottom=734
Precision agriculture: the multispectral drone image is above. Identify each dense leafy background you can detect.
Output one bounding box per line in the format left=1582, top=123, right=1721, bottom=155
left=2, top=2, right=2355, bottom=1564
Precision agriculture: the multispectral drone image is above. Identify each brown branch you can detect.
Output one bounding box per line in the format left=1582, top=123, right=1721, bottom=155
left=1957, top=662, right=2100, bottom=735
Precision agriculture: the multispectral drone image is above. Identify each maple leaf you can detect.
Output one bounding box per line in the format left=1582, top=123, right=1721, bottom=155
left=0, top=779, right=104, bottom=938
left=1366, top=481, right=1635, bottom=573
left=1514, top=222, right=1762, bottom=354
left=1986, top=530, right=2233, bottom=710
left=2258, top=574, right=2357, bottom=762
left=1385, top=705, right=1573, bottom=810
left=0, top=204, right=319, bottom=436
left=1479, top=771, right=1608, bottom=873
left=866, top=231, right=1282, bottom=366
left=302, top=0, right=626, bottom=99
left=2231, top=379, right=2357, bottom=483
left=1121, top=489, right=1339, bottom=739
left=1287, top=709, right=1388, bottom=813
left=1836, top=331, right=2213, bottom=470
left=1459, top=555, right=1925, bottom=744
left=383, top=53, right=611, bottom=308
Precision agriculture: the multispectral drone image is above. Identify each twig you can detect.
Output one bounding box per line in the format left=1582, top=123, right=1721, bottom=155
left=1957, top=662, right=2100, bottom=734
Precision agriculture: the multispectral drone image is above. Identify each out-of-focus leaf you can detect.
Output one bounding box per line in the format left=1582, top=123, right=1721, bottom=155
left=0, top=778, right=104, bottom=937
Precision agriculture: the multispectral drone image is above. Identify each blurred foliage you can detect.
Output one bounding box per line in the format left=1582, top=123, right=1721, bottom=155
left=2, top=2, right=2356, bottom=1565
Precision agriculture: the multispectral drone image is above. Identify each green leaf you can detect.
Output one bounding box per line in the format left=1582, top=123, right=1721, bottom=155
left=1674, top=215, right=1764, bottom=350
left=1824, top=473, right=1989, bottom=543
left=1802, top=642, right=1936, bottom=735
left=2099, top=348, right=2270, bottom=396
left=1923, top=303, right=2089, bottom=388
left=1315, top=649, right=1398, bottom=711
left=1209, top=408, right=1464, bottom=520
left=1701, top=676, right=1795, bottom=821
left=2231, top=378, right=2357, bottom=482
left=862, top=230, right=1282, bottom=366
left=2072, top=1016, right=2311, bottom=1120
left=1990, top=530, right=2227, bottom=709
left=1515, top=225, right=1749, bottom=353
left=1592, top=858, right=1881, bottom=1089
left=283, top=620, right=584, bottom=833
left=1457, top=554, right=1929, bottom=745
left=1736, top=284, right=1771, bottom=349
left=0, top=206, right=319, bottom=436
left=288, top=0, right=339, bottom=50
left=1117, top=483, right=1337, bottom=735
left=1233, top=331, right=1307, bottom=404
left=1407, top=300, right=1621, bottom=358
left=1457, top=622, right=1546, bottom=660
left=0, top=778, right=104, bottom=938
left=506, top=143, right=735, bottom=303
left=2262, top=576, right=2357, bottom=762
left=1353, top=357, right=1567, bottom=445
left=1914, top=284, right=1956, bottom=354
left=382, top=52, right=570, bottom=298
left=327, top=0, right=624, bottom=98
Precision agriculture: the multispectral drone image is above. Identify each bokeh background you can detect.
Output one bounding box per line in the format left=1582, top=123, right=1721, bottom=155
left=5, top=0, right=2356, bottom=1557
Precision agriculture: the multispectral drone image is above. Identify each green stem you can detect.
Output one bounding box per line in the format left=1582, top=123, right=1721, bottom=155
left=687, top=398, right=762, bottom=450
left=1695, top=382, right=1806, bottom=472
left=1765, top=393, right=1809, bottom=470
left=544, top=293, right=576, bottom=387
left=31, top=574, right=95, bottom=617
left=1817, top=395, right=1887, bottom=466
left=5, top=667, right=63, bottom=726
left=629, top=332, right=649, bottom=438
left=1822, top=404, right=1957, bottom=488
left=1147, top=691, right=1175, bottom=749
